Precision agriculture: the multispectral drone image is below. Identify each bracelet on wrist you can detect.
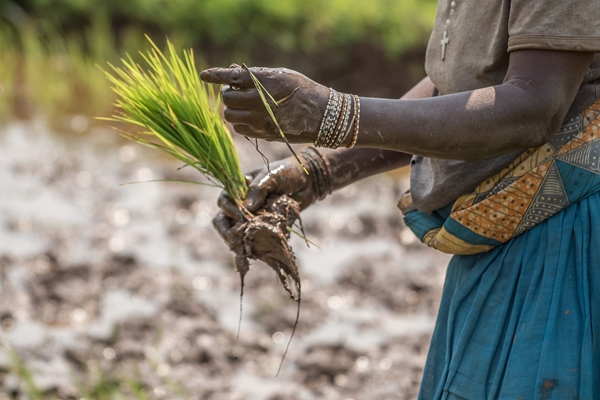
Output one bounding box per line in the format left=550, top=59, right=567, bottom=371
left=315, top=89, right=360, bottom=149
left=299, top=147, right=332, bottom=200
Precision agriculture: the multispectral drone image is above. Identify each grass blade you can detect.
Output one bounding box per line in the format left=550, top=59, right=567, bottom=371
left=103, top=37, right=247, bottom=205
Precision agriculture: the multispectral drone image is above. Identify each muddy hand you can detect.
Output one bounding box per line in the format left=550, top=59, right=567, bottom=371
left=216, top=157, right=316, bottom=223
left=200, top=64, right=330, bottom=143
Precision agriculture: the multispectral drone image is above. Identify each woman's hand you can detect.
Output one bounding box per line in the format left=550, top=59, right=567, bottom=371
left=213, top=156, right=317, bottom=243
left=200, top=65, right=330, bottom=144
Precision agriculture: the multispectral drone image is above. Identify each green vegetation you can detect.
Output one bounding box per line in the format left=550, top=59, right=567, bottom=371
left=76, top=373, right=151, bottom=400
left=8, top=0, right=437, bottom=57
left=0, top=15, right=123, bottom=121
left=10, top=350, right=44, bottom=400
left=0, top=0, right=436, bottom=123
left=104, top=38, right=248, bottom=205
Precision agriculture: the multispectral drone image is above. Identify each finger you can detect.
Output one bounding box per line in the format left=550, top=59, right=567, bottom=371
left=232, top=116, right=278, bottom=138
left=243, top=169, right=273, bottom=211
left=212, top=212, right=234, bottom=242
left=291, top=188, right=316, bottom=211
left=221, top=88, right=264, bottom=110
left=224, top=108, right=253, bottom=124
left=231, top=124, right=252, bottom=136
left=243, top=184, right=268, bottom=212
left=231, top=124, right=270, bottom=139
left=223, top=108, right=265, bottom=125
left=200, top=67, right=252, bottom=88
left=217, top=191, right=245, bottom=221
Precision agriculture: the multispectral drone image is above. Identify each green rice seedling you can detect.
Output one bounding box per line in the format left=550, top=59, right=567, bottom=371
left=102, top=36, right=248, bottom=206
left=104, top=38, right=313, bottom=375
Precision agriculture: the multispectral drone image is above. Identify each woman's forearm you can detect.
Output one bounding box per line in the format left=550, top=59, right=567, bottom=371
left=318, top=76, right=437, bottom=192
left=201, top=51, right=591, bottom=162
left=351, top=51, right=593, bottom=161
left=318, top=148, right=411, bottom=192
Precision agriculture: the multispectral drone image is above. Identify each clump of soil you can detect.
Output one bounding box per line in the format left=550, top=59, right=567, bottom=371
left=219, top=194, right=302, bottom=301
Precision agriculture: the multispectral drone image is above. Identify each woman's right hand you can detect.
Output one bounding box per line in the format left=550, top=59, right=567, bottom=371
left=213, top=157, right=317, bottom=242
left=200, top=65, right=330, bottom=144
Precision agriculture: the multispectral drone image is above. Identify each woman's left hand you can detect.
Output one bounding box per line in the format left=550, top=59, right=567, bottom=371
left=200, top=64, right=330, bottom=143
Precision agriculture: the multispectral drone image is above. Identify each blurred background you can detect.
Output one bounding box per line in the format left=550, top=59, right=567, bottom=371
left=0, top=1, right=451, bottom=399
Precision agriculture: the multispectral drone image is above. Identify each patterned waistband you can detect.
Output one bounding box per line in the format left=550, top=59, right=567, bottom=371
left=400, top=99, right=600, bottom=255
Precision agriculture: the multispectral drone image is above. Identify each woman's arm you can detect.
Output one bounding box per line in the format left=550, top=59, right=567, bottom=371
left=215, top=77, right=435, bottom=220
left=318, top=76, right=436, bottom=191
left=201, top=50, right=593, bottom=161
left=356, top=50, right=594, bottom=159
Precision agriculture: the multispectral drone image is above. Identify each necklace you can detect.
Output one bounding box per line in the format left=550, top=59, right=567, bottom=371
left=441, top=0, right=456, bottom=60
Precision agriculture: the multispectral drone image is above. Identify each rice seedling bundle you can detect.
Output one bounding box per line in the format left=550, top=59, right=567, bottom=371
left=104, top=38, right=304, bottom=375
left=103, top=36, right=247, bottom=205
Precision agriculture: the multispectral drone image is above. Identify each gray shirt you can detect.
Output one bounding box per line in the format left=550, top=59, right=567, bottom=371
left=410, top=0, right=600, bottom=213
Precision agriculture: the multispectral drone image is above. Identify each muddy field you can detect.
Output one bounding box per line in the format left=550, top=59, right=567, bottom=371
left=0, top=117, right=450, bottom=399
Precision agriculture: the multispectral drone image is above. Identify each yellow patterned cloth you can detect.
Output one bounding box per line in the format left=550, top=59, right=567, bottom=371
left=400, top=100, right=600, bottom=255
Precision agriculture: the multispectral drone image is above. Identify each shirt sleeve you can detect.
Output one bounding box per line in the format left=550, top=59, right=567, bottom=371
left=508, top=0, right=600, bottom=53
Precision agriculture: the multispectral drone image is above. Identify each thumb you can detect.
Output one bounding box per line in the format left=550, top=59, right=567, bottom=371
left=243, top=185, right=268, bottom=212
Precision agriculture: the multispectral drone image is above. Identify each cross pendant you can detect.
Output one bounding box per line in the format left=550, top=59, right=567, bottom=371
left=441, top=30, right=450, bottom=61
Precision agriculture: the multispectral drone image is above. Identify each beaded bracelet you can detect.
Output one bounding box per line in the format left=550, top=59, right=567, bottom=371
left=322, top=93, right=344, bottom=148
left=300, top=147, right=332, bottom=200
left=316, top=89, right=338, bottom=147
left=332, top=93, right=353, bottom=149
left=315, top=90, right=357, bottom=149
left=315, top=89, right=343, bottom=147
left=326, top=93, right=348, bottom=148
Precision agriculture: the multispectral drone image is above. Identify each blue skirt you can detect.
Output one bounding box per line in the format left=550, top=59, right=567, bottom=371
left=418, top=192, right=600, bottom=399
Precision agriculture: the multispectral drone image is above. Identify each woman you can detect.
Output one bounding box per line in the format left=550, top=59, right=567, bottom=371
left=201, top=0, right=600, bottom=397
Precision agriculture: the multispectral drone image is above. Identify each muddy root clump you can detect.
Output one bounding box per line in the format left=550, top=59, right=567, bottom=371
left=219, top=194, right=302, bottom=300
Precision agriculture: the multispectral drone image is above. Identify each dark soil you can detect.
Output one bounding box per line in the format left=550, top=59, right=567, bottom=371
left=0, top=120, right=450, bottom=400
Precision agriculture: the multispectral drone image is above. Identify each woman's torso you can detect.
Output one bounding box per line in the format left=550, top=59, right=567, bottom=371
left=410, top=0, right=600, bottom=213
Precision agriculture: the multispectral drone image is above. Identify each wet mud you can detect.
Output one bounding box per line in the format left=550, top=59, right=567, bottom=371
left=0, top=120, right=451, bottom=399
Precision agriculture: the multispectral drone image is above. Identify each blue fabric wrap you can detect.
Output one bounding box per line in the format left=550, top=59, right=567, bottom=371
left=403, top=204, right=452, bottom=241
left=418, top=192, right=600, bottom=399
